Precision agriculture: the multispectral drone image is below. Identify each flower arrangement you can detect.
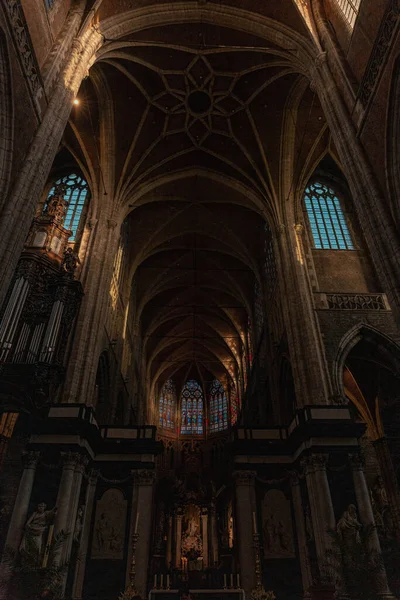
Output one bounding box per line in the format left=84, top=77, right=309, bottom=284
left=250, top=586, right=276, bottom=600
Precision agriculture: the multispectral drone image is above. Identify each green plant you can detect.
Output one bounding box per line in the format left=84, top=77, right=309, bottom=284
left=321, top=524, right=385, bottom=600
left=1, top=530, right=69, bottom=600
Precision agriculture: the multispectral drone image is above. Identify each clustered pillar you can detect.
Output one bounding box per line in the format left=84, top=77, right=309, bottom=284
left=233, top=470, right=257, bottom=594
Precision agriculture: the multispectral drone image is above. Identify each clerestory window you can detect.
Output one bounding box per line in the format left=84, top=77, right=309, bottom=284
left=181, top=380, right=204, bottom=435
left=46, top=173, right=89, bottom=241
left=209, top=379, right=228, bottom=433
left=159, top=379, right=177, bottom=430
left=333, top=0, right=361, bottom=29
left=304, top=181, right=354, bottom=250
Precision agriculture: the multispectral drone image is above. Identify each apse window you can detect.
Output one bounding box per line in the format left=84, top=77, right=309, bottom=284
left=181, top=380, right=204, bottom=435
left=159, top=379, right=176, bottom=430
left=304, top=182, right=354, bottom=250
left=209, top=380, right=228, bottom=433
left=46, top=173, right=89, bottom=241
left=334, top=0, right=361, bottom=29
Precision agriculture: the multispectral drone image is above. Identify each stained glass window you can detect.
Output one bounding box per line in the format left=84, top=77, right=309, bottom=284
left=334, top=0, right=361, bottom=29
left=46, top=173, right=89, bottom=241
left=209, top=380, right=228, bottom=433
left=159, top=379, right=176, bottom=430
left=230, top=384, right=239, bottom=426
left=304, top=182, right=354, bottom=250
left=180, top=380, right=204, bottom=434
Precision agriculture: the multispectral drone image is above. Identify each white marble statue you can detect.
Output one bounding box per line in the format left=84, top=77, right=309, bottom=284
left=19, top=503, right=58, bottom=558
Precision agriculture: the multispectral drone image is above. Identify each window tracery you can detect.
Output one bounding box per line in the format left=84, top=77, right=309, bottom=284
left=46, top=173, right=89, bottom=241
left=180, top=380, right=204, bottom=435
left=209, top=379, right=228, bottom=433
left=159, top=379, right=176, bottom=431
left=304, top=182, right=354, bottom=250
left=333, top=0, right=361, bottom=29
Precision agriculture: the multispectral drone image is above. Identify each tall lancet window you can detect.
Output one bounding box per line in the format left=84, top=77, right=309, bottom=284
left=334, top=0, right=361, bottom=29
left=180, top=380, right=204, bottom=435
left=304, top=182, right=354, bottom=250
left=209, top=379, right=228, bottom=433
left=159, top=379, right=176, bottom=430
left=46, top=173, right=89, bottom=241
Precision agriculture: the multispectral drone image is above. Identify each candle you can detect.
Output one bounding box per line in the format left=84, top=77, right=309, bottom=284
left=154, top=574, right=157, bottom=588
left=160, top=574, right=164, bottom=588
left=223, top=574, right=227, bottom=588
left=252, top=511, right=257, bottom=533
left=135, top=511, right=140, bottom=534
left=167, top=574, right=170, bottom=589
left=237, top=574, right=240, bottom=588
left=230, top=574, right=233, bottom=588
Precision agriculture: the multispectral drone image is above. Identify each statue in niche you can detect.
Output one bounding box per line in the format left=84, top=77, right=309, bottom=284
left=371, top=476, right=393, bottom=539
left=336, top=504, right=362, bottom=548
left=62, top=247, right=80, bottom=276
left=91, top=488, right=127, bottom=560
left=262, top=489, right=295, bottom=558
left=181, top=504, right=202, bottom=564
left=19, top=503, right=58, bottom=560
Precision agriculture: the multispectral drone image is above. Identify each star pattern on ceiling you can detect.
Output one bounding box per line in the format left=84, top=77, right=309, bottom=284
left=151, top=54, right=245, bottom=146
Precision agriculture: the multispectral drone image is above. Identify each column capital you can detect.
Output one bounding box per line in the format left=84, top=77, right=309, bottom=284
left=74, top=454, right=90, bottom=473
left=349, top=452, right=365, bottom=471
left=301, top=453, right=328, bottom=475
left=294, top=223, right=304, bottom=235
left=22, top=450, right=41, bottom=469
left=60, top=451, right=81, bottom=470
left=232, top=470, right=257, bottom=485
left=134, top=469, right=156, bottom=485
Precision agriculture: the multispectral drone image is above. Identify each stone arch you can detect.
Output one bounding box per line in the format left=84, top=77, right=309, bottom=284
left=333, top=323, right=400, bottom=401
left=0, top=28, right=13, bottom=205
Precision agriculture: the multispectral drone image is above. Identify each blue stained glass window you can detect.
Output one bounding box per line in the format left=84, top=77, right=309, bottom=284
left=181, top=380, right=204, bottom=434
left=304, top=182, right=354, bottom=250
left=46, top=173, right=89, bottom=241
left=159, top=379, right=176, bottom=430
left=209, top=380, right=228, bottom=433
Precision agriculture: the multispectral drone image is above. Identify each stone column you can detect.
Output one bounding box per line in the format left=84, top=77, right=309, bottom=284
left=275, top=223, right=331, bottom=408
left=133, top=469, right=156, bottom=597
left=349, top=454, right=395, bottom=599
left=210, top=502, right=219, bottom=566
left=373, top=437, right=400, bottom=541
left=302, top=455, right=336, bottom=579
left=290, top=472, right=313, bottom=598
left=0, top=29, right=103, bottom=309
left=64, top=456, right=88, bottom=565
left=175, top=508, right=183, bottom=568
left=166, top=515, right=173, bottom=568
left=233, top=471, right=257, bottom=594
left=0, top=451, right=40, bottom=599
left=201, top=508, right=209, bottom=568
left=53, top=452, right=80, bottom=552
left=71, top=469, right=98, bottom=600
left=3, top=450, right=40, bottom=552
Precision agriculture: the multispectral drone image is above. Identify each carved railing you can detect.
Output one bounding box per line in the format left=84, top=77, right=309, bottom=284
left=315, top=292, right=390, bottom=311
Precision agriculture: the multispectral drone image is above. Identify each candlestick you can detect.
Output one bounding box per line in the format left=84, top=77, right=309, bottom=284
left=160, top=574, right=164, bottom=588
left=135, top=511, right=139, bottom=534
left=252, top=511, right=257, bottom=533
left=223, top=574, right=227, bottom=588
